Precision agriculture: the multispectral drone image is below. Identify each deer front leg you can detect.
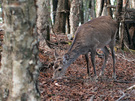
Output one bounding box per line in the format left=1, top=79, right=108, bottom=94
left=99, top=46, right=109, bottom=77
left=85, top=53, right=91, bottom=78
left=110, top=45, right=116, bottom=80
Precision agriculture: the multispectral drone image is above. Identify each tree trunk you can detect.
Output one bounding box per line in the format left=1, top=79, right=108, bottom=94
left=115, top=0, right=123, bottom=41
left=101, top=3, right=108, bottom=16
left=37, top=0, right=51, bottom=49
left=130, top=0, right=135, bottom=8
left=96, top=0, right=104, bottom=17
left=0, top=0, right=40, bottom=100
left=80, top=1, right=84, bottom=24
left=129, top=26, right=135, bottom=49
left=90, top=0, right=96, bottom=19
left=66, top=0, right=70, bottom=34
left=106, top=0, right=112, bottom=17
left=54, top=0, right=69, bottom=34
left=83, top=0, right=91, bottom=23
left=53, top=0, right=58, bottom=24
left=116, top=0, right=123, bottom=22
left=70, top=0, right=81, bottom=35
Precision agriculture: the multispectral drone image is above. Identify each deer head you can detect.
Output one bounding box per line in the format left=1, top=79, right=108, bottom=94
left=52, top=51, right=70, bottom=79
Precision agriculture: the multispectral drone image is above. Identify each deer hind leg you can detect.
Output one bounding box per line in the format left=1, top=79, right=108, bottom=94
left=85, top=53, right=91, bottom=78
left=99, top=46, right=109, bottom=77
left=90, top=49, right=97, bottom=80
left=109, top=43, right=116, bottom=80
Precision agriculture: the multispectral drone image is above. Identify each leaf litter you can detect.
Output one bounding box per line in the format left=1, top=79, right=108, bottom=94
left=39, top=34, right=135, bottom=101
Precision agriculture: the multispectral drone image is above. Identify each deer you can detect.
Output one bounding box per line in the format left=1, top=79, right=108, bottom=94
left=53, top=16, right=118, bottom=80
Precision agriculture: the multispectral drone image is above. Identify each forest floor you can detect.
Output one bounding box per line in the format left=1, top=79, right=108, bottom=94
left=38, top=34, right=135, bottom=101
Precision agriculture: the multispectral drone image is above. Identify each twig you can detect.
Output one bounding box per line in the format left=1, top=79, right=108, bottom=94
left=116, top=43, right=135, bottom=62
left=114, top=80, right=135, bottom=84
left=116, top=90, right=126, bottom=101
left=126, top=85, right=135, bottom=91
left=124, top=42, right=135, bottom=57
left=115, top=84, right=135, bottom=101
left=88, top=95, right=95, bottom=101
left=116, top=53, right=135, bottom=62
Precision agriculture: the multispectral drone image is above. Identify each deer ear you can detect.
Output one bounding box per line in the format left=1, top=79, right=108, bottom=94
left=54, top=50, right=59, bottom=59
left=63, top=53, right=69, bottom=64
left=64, top=53, right=69, bottom=60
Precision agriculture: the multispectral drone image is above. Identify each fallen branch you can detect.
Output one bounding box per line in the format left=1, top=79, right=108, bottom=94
left=116, top=52, right=135, bottom=62
left=116, top=84, right=135, bottom=101
left=124, top=42, right=135, bottom=57
left=114, top=80, right=135, bottom=84
left=88, top=95, right=95, bottom=101
left=126, top=85, right=135, bottom=91
left=116, top=90, right=126, bottom=101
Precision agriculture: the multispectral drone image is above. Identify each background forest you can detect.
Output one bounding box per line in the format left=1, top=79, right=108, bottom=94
left=37, top=0, right=135, bottom=51
left=0, top=0, right=135, bottom=101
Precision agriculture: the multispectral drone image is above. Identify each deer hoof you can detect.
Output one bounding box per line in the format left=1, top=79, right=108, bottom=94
left=93, top=76, right=98, bottom=82
left=99, top=71, right=104, bottom=77
left=112, top=73, right=117, bottom=81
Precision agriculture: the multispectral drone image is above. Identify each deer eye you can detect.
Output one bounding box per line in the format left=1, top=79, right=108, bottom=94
left=63, top=61, right=65, bottom=64
left=58, top=68, right=62, bottom=71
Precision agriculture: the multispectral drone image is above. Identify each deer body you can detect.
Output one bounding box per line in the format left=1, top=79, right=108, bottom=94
left=53, top=16, right=117, bottom=80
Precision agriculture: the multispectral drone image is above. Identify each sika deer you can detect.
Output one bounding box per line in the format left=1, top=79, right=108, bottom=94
left=53, top=16, right=117, bottom=80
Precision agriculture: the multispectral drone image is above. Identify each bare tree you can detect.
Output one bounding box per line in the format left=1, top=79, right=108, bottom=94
left=0, top=0, right=40, bottom=100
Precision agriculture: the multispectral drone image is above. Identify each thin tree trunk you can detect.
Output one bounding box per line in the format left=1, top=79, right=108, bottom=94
left=53, top=0, right=58, bottom=24
left=130, top=0, right=135, bottom=8
left=106, top=0, right=113, bottom=17
left=54, top=0, right=69, bottom=34
left=70, top=0, right=81, bottom=35
left=90, top=0, right=96, bottom=18
left=83, top=0, right=91, bottom=23
left=115, top=0, right=123, bottom=41
left=66, top=0, right=70, bottom=34
left=0, top=0, right=40, bottom=100
left=80, top=1, right=84, bottom=24
left=96, top=0, right=104, bottom=17
left=116, top=0, right=123, bottom=22
left=101, top=3, right=108, bottom=16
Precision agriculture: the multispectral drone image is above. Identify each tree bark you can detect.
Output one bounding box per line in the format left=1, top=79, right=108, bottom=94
left=0, top=0, right=40, bottom=100
left=96, top=0, right=104, bottom=17
left=80, top=1, right=84, bottom=24
left=52, top=0, right=58, bottom=24
left=116, top=0, right=123, bottom=22
left=83, top=0, right=91, bottom=23
left=66, top=0, right=70, bottom=34
left=130, top=0, right=135, bottom=8
left=37, top=0, right=51, bottom=49
left=54, top=0, right=69, bottom=34
left=70, top=0, right=81, bottom=35
left=90, top=0, right=96, bottom=18
left=106, top=0, right=112, bottom=17
left=115, top=0, right=123, bottom=41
